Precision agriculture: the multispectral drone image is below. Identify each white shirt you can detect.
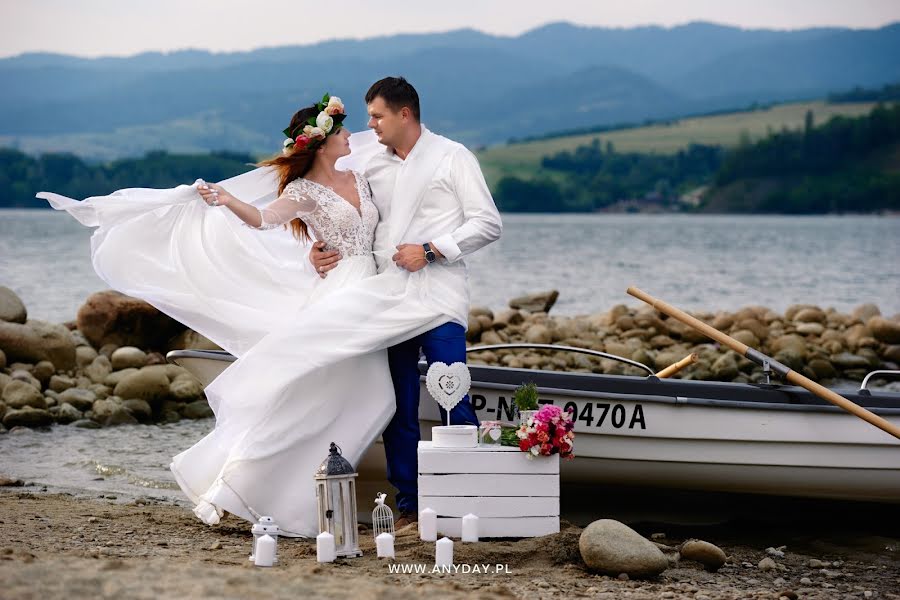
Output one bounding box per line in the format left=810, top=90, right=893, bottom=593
left=365, top=127, right=502, bottom=326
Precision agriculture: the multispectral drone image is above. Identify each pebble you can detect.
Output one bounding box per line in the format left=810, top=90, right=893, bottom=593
left=766, top=546, right=786, bottom=558
left=209, top=540, right=222, bottom=550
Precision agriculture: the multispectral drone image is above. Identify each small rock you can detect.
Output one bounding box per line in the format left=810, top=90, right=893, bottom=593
left=799, top=577, right=812, bottom=585
left=2, top=380, right=46, bottom=409
left=0, top=476, right=24, bottom=487
left=57, top=388, right=97, bottom=412
left=2, top=406, right=53, bottom=428
left=110, top=347, right=149, bottom=370
left=48, top=375, right=77, bottom=393
left=209, top=540, right=222, bottom=550
left=680, top=539, right=727, bottom=571
left=72, top=419, right=101, bottom=429
left=0, top=286, right=27, bottom=323
left=766, top=546, right=785, bottom=558
left=758, top=557, right=778, bottom=571
left=182, top=400, right=213, bottom=420
left=808, top=558, right=825, bottom=568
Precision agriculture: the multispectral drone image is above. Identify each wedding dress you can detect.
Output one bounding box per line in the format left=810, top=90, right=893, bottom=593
left=39, top=158, right=428, bottom=537
left=168, top=171, right=400, bottom=536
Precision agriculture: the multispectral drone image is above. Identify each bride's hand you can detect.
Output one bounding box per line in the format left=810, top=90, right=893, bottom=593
left=195, top=180, right=234, bottom=207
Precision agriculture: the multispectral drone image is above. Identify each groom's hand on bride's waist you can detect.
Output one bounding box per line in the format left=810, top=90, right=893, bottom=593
left=309, top=241, right=341, bottom=278
left=393, top=243, right=442, bottom=272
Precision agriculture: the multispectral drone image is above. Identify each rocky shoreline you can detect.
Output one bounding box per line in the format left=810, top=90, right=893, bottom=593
left=2, top=286, right=900, bottom=432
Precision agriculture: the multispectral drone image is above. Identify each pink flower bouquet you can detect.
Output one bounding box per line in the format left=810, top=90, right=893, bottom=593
left=516, top=404, right=575, bottom=459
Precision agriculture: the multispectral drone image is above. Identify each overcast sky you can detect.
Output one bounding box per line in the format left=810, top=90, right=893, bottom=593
left=2, top=0, right=899, bottom=59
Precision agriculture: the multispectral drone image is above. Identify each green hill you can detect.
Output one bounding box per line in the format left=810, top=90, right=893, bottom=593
left=475, top=100, right=877, bottom=188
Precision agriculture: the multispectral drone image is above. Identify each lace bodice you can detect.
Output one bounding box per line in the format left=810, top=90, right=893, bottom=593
left=252, top=171, right=378, bottom=257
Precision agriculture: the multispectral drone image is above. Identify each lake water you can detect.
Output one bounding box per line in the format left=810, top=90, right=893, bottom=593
left=2, top=210, right=899, bottom=323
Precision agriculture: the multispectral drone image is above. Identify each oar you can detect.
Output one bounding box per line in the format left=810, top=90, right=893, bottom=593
left=627, top=287, right=900, bottom=441
left=655, top=352, right=698, bottom=378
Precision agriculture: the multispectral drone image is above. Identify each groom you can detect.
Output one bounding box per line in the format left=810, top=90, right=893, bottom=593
left=311, top=77, right=502, bottom=525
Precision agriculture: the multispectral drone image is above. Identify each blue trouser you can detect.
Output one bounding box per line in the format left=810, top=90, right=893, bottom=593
left=383, top=321, right=479, bottom=514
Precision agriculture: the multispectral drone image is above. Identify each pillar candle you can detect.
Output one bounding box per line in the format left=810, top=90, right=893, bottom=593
left=254, top=534, right=275, bottom=567
left=316, top=531, right=336, bottom=563
left=461, top=513, right=479, bottom=543
left=435, top=537, right=453, bottom=567
left=376, top=532, right=395, bottom=558
left=419, top=508, right=437, bottom=542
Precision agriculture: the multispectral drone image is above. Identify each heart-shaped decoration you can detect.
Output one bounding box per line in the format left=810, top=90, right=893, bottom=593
left=426, top=361, right=471, bottom=414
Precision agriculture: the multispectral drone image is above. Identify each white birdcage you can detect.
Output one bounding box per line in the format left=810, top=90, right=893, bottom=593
left=372, top=492, right=394, bottom=537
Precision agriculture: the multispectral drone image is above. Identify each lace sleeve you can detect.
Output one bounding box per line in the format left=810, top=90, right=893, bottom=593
left=248, top=183, right=318, bottom=230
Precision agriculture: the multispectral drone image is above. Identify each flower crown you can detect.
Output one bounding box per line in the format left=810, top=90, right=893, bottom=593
left=282, top=93, right=347, bottom=154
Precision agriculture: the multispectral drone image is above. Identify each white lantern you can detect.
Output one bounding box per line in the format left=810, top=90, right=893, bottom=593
left=315, top=442, right=362, bottom=558
left=249, top=516, right=279, bottom=564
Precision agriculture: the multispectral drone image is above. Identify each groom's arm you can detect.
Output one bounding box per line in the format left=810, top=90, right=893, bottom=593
left=429, top=148, right=502, bottom=263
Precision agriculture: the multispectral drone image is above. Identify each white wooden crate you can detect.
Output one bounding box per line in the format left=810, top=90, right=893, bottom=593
left=417, top=441, right=560, bottom=538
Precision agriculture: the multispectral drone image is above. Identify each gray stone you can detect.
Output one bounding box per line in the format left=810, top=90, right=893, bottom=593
left=2, top=406, right=53, bottom=428
left=524, top=324, right=553, bottom=345
left=0, top=319, right=76, bottom=370
left=72, top=419, right=101, bottom=429
left=110, top=346, right=149, bottom=370
left=793, top=307, right=826, bottom=324
left=122, top=398, right=153, bottom=422
left=182, top=400, right=214, bottom=420
left=92, top=399, right=138, bottom=426
left=55, top=402, right=83, bottom=424
left=831, top=353, right=872, bottom=370
left=2, top=380, right=47, bottom=409
left=75, top=345, right=99, bottom=367
left=796, top=322, right=825, bottom=336
left=113, top=368, right=170, bottom=403
left=169, top=378, right=204, bottom=401
left=579, top=519, right=668, bottom=578
left=852, top=303, right=881, bottom=322
left=49, top=374, right=77, bottom=393
left=84, top=355, right=113, bottom=384
left=758, top=557, right=778, bottom=571
left=32, top=361, right=55, bottom=385
left=57, top=388, right=97, bottom=412
left=10, top=369, right=41, bottom=390
left=103, top=368, right=138, bottom=388
left=679, top=539, right=727, bottom=571
left=0, top=286, right=27, bottom=323
left=480, top=330, right=504, bottom=346
left=867, top=316, right=900, bottom=344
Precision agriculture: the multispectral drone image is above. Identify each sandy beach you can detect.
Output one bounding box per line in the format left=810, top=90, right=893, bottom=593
left=2, top=486, right=898, bottom=600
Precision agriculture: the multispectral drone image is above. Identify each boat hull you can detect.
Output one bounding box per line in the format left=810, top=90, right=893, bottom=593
left=168, top=350, right=900, bottom=503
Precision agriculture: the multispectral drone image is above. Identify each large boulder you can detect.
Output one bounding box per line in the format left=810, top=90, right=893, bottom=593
left=182, top=399, right=214, bottom=419
left=169, top=378, right=204, bottom=401
left=0, top=320, right=76, bottom=370
left=84, top=355, right=113, bottom=384
left=579, top=519, right=668, bottom=578
left=76, top=290, right=185, bottom=351
left=0, top=286, right=27, bottom=324
left=55, top=402, right=84, bottom=424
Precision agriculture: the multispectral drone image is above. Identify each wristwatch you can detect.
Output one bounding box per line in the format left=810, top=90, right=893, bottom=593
left=423, top=242, right=436, bottom=264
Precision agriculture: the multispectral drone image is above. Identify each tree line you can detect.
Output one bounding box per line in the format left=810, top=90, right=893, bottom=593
left=0, top=150, right=257, bottom=208
left=493, top=103, right=900, bottom=213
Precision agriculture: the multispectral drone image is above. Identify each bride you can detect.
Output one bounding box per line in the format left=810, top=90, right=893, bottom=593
left=40, top=94, right=399, bottom=536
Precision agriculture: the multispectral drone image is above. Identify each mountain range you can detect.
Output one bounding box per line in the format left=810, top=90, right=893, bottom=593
left=1, top=21, right=898, bottom=160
